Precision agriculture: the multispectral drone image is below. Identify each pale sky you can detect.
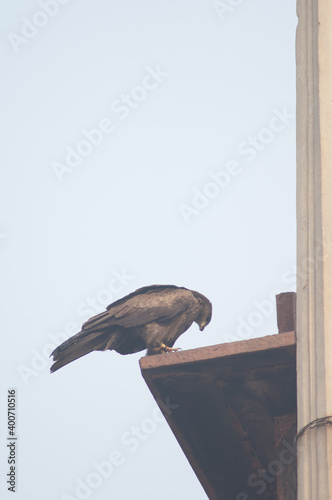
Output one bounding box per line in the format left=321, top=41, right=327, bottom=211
left=1, top=1, right=297, bottom=499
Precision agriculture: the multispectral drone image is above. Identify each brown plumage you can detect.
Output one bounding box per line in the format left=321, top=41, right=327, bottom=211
left=50, top=285, right=212, bottom=373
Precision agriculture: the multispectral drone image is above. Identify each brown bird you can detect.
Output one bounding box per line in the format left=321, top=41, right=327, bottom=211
left=50, top=284, right=212, bottom=373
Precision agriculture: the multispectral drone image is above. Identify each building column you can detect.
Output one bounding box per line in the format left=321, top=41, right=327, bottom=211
left=296, top=0, right=332, bottom=499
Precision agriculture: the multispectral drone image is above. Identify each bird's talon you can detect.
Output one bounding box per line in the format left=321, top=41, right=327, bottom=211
left=162, top=345, right=181, bottom=353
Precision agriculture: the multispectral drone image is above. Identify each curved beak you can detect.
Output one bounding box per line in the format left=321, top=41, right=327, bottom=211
left=199, top=322, right=206, bottom=331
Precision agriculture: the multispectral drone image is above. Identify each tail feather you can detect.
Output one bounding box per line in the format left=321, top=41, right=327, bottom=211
left=50, top=341, right=95, bottom=373
left=51, top=311, right=111, bottom=360
left=50, top=328, right=117, bottom=373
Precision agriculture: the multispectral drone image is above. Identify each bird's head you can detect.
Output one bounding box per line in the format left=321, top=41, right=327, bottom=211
left=198, top=310, right=212, bottom=331
left=193, top=292, right=212, bottom=331
left=199, top=319, right=210, bottom=331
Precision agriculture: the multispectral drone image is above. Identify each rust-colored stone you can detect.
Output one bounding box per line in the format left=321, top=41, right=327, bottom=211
left=140, top=332, right=296, bottom=500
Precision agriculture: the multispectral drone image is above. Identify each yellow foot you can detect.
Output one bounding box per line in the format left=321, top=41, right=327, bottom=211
left=147, top=343, right=182, bottom=355
left=160, top=343, right=181, bottom=353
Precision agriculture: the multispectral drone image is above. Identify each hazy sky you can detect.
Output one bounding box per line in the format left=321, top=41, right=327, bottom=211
left=1, top=1, right=297, bottom=499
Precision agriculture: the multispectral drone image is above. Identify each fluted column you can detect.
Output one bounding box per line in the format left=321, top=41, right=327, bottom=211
left=296, top=0, right=332, bottom=498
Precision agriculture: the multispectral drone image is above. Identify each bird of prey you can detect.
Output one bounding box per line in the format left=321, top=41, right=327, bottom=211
left=50, top=284, right=212, bottom=373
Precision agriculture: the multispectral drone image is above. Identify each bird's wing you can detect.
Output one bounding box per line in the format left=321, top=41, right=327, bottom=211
left=82, top=287, right=197, bottom=331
